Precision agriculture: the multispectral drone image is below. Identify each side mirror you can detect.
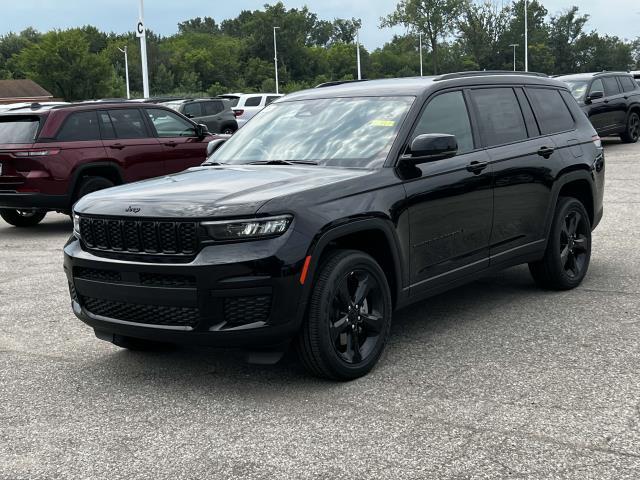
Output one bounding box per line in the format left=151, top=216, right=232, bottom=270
left=206, top=138, right=228, bottom=157
left=195, top=124, right=208, bottom=138
left=401, top=133, right=458, bottom=165
left=586, top=90, right=604, bottom=104
left=186, top=113, right=195, bottom=118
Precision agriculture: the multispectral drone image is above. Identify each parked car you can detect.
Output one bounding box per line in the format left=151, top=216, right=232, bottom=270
left=0, top=102, right=217, bottom=227
left=218, top=93, right=283, bottom=128
left=162, top=98, right=237, bottom=134
left=66, top=72, right=604, bottom=380
left=558, top=71, right=640, bottom=143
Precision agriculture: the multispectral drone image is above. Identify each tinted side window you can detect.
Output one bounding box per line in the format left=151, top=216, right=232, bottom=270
left=98, top=112, right=116, bottom=140
left=602, top=77, right=620, bottom=96
left=619, top=76, right=637, bottom=92
left=107, top=109, right=147, bottom=139
left=413, top=91, right=474, bottom=154
left=471, top=88, right=527, bottom=146
left=145, top=108, right=196, bottom=138
left=203, top=101, right=223, bottom=115
left=244, top=96, right=262, bottom=107
left=590, top=79, right=604, bottom=96
left=57, top=111, right=100, bottom=141
left=526, top=88, right=575, bottom=135
left=183, top=102, right=202, bottom=118
left=266, top=96, right=280, bottom=105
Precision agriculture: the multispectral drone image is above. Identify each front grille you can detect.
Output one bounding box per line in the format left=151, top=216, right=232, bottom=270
left=80, top=296, right=199, bottom=328
left=139, top=272, right=196, bottom=288
left=223, top=295, right=272, bottom=326
left=79, top=216, right=199, bottom=256
left=74, top=267, right=122, bottom=283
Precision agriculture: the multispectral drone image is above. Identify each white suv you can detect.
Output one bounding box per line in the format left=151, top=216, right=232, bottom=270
left=218, top=93, right=283, bottom=128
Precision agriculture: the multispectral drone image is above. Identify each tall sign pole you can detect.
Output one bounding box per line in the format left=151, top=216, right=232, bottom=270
left=356, top=31, right=362, bottom=80
left=273, top=27, right=280, bottom=95
left=419, top=33, right=423, bottom=77
left=524, top=0, right=529, bottom=72
left=118, top=46, right=130, bottom=99
left=137, top=0, right=150, bottom=98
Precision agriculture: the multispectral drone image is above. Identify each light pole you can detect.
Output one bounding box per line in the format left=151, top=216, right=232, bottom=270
left=118, top=46, right=130, bottom=99
left=419, top=32, right=423, bottom=77
left=509, top=44, right=518, bottom=71
left=524, top=0, right=528, bottom=72
left=137, top=0, right=149, bottom=98
left=273, top=26, right=280, bottom=95
left=356, top=30, right=362, bottom=80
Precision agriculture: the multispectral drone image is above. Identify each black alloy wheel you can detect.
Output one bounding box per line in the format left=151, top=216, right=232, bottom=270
left=0, top=209, right=47, bottom=227
left=621, top=112, right=640, bottom=143
left=297, top=250, right=392, bottom=380
left=559, top=209, right=589, bottom=279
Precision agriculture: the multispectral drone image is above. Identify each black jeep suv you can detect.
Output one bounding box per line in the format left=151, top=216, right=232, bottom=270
left=558, top=71, right=640, bottom=143
left=64, top=72, right=605, bottom=380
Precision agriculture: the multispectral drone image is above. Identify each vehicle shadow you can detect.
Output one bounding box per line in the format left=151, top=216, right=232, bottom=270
left=0, top=215, right=72, bottom=236
left=83, top=265, right=543, bottom=392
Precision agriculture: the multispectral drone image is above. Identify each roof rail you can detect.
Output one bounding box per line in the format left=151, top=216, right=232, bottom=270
left=315, top=79, right=368, bottom=88
left=434, top=71, right=548, bottom=81
left=593, top=71, right=629, bottom=76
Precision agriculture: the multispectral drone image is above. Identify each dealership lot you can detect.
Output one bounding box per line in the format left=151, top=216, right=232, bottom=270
left=1, top=139, right=639, bottom=478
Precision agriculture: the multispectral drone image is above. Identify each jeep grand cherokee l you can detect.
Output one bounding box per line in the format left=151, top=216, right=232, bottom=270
left=65, top=72, right=605, bottom=380
left=559, top=71, right=640, bottom=143
left=0, top=102, right=216, bottom=227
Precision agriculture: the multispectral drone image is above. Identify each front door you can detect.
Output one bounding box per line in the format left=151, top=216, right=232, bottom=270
left=402, top=90, right=493, bottom=292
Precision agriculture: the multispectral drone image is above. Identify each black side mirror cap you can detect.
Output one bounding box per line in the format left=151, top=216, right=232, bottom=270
left=586, top=90, right=604, bottom=104
left=400, top=133, right=458, bottom=165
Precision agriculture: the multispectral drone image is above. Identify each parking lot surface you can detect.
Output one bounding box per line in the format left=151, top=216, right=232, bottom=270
left=1, top=139, right=639, bottom=479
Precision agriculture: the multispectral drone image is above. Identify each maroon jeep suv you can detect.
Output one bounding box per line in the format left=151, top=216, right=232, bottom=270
left=0, top=102, right=216, bottom=227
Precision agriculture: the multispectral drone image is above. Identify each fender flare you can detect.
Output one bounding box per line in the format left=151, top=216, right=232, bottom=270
left=67, top=161, right=125, bottom=201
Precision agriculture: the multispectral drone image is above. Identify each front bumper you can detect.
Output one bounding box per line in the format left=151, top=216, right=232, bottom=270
left=63, top=234, right=309, bottom=348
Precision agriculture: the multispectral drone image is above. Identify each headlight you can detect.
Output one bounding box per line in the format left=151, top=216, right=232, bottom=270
left=73, top=214, right=81, bottom=237
left=202, top=215, right=292, bottom=241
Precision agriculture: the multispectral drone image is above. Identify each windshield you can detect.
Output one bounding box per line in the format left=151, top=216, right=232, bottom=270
left=0, top=116, right=41, bottom=144
left=564, top=80, right=589, bottom=100
left=212, top=96, right=414, bottom=168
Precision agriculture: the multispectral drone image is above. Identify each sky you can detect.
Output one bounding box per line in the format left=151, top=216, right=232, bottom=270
left=1, top=0, right=638, bottom=50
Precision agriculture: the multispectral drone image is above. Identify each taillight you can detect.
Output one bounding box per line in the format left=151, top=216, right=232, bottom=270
left=13, top=149, right=60, bottom=157
left=591, top=135, right=602, bottom=148
left=233, top=109, right=244, bottom=117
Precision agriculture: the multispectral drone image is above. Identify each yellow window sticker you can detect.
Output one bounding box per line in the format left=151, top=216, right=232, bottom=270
left=370, top=119, right=396, bottom=127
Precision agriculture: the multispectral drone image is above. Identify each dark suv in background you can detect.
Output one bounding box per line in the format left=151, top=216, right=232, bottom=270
left=161, top=98, right=238, bottom=134
left=0, top=103, right=216, bottom=227
left=65, top=72, right=605, bottom=380
left=559, top=71, right=640, bottom=143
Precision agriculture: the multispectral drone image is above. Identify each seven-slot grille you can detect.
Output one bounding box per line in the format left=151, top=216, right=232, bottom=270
left=79, top=216, right=198, bottom=255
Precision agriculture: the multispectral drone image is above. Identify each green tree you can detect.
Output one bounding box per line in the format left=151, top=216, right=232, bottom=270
left=381, top=0, right=465, bottom=74
left=548, top=7, right=589, bottom=74
left=458, top=1, right=509, bottom=70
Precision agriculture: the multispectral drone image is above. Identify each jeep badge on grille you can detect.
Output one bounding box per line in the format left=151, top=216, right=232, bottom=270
left=125, top=206, right=141, bottom=213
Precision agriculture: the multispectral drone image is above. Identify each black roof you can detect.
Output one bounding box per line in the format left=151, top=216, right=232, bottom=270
left=556, top=71, right=634, bottom=81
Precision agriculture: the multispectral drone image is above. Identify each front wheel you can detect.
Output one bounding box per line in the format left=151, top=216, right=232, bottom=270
left=0, top=209, right=47, bottom=227
left=296, top=250, right=392, bottom=380
left=620, top=112, right=640, bottom=143
left=529, top=197, right=592, bottom=290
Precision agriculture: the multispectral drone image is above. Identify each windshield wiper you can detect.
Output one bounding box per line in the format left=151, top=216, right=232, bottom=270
left=202, top=161, right=226, bottom=166
left=247, top=160, right=318, bottom=166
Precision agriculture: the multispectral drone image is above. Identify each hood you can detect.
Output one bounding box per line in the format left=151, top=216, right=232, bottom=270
left=74, top=164, right=374, bottom=218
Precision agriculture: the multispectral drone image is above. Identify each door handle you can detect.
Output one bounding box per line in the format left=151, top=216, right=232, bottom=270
left=604, top=99, right=609, bottom=103
left=164, top=141, right=178, bottom=147
left=109, top=143, right=125, bottom=150
left=537, top=146, right=555, bottom=158
left=466, top=161, right=488, bottom=174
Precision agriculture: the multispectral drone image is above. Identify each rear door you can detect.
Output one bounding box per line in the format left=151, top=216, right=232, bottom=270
left=470, top=86, right=556, bottom=261
left=143, top=107, right=210, bottom=173
left=99, top=108, right=165, bottom=182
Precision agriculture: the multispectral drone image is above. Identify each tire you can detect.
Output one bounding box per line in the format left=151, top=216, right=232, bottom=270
left=111, top=334, right=174, bottom=352
left=221, top=126, right=236, bottom=135
left=620, top=111, right=640, bottom=143
left=529, top=197, right=592, bottom=290
left=296, top=249, right=393, bottom=380
left=75, top=176, right=115, bottom=203
left=0, top=209, right=47, bottom=227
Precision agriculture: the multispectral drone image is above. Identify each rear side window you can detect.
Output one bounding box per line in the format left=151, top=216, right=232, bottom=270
left=619, top=76, right=637, bottom=92
left=602, top=77, right=620, bottom=96
left=0, top=115, right=41, bottom=144
left=413, top=91, right=474, bottom=154
left=244, top=96, right=262, bottom=107
left=471, top=88, right=527, bottom=146
left=266, top=96, right=280, bottom=105
left=526, top=88, right=575, bottom=135
left=202, top=101, right=223, bottom=115
left=106, top=109, right=147, bottom=139
left=56, top=111, right=100, bottom=141
left=221, top=97, right=239, bottom=107
left=183, top=102, right=202, bottom=118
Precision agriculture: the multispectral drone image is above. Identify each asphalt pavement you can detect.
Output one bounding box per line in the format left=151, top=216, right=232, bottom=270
left=1, top=138, right=639, bottom=479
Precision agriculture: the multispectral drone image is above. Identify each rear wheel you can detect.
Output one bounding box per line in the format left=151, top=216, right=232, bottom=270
left=0, top=209, right=47, bottom=227
left=529, top=197, right=591, bottom=290
left=221, top=126, right=236, bottom=135
left=620, top=112, right=640, bottom=143
left=75, top=176, right=115, bottom=202
left=296, top=250, right=392, bottom=380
